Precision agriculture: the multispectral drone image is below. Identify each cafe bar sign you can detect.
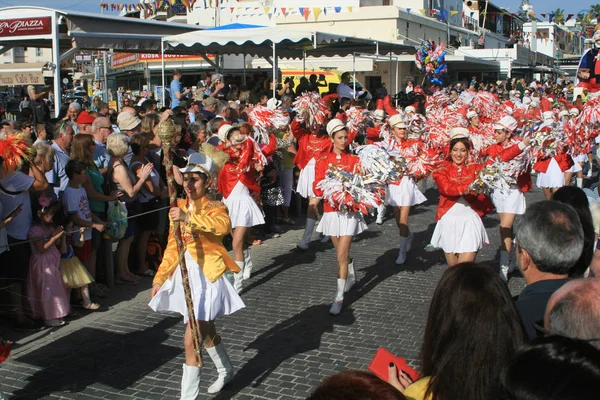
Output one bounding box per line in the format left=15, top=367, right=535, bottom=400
left=0, top=72, right=45, bottom=86
left=0, top=17, right=52, bottom=37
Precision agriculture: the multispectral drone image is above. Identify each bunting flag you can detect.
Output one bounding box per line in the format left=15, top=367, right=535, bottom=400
left=406, top=7, right=411, bottom=13
left=419, top=9, right=427, bottom=15
left=348, top=6, right=352, bottom=12
left=440, top=9, right=448, bottom=22
left=548, top=13, right=555, bottom=22
left=303, top=7, right=310, bottom=21
left=334, top=7, right=341, bottom=13
left=429, top=9, right=436, bottom=15
left=313, top=7, right=322, bottom=21
left=281, top=7, right=287, bottom=15
left=450, top=10, right=459, bottom=16
left=264, top=7, right=269, bottom=14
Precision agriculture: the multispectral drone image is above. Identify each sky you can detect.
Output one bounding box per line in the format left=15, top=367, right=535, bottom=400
left=2, top=0, right=598, bottom=16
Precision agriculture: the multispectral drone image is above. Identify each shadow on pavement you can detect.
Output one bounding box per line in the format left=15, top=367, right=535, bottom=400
left=11, top=317, right=180, bottom=399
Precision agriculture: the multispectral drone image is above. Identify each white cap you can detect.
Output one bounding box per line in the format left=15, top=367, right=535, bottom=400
left=466, top=110, right=478, bottom=120
left=326, top=119, right=347, bottom=137
left=266, top=98, right=281, bottom=110
left=373, top=109, right=385, bottom=121
left=558, top=110, right=569, bottom=118
left=217, top=124, right=238, bottom=143
left=450, top=127, right=469, bottom=140
left=179, top=152, right=215, bottom=176
left=494, top=116, right=518, bottom=132
left=404, top=106, right=416, bottom=113
left=388, top=114, right=407, bottom=129
left=569, top=108, right=579, bottom=116
left=542, top=111, right=554, bottom=120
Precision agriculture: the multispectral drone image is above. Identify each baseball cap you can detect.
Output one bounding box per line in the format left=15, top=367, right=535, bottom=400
left=76, top=110, right=96, bottom=125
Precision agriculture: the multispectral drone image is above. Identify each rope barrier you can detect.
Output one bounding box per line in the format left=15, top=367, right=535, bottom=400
left=0, top=204, right=172, bottom=251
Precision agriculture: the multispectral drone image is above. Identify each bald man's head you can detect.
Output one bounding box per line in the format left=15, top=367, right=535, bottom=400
left=545, top=278, right=600, bottom=349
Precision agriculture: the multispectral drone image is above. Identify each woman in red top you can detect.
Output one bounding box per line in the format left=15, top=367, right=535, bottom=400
left=313, top=119, right=367, bottom=315
left=217, top=124, right=265, bottom=293
left=485, top=116, right=531, bottom=280
left=431, top=128, right=524, bottom=267
left=291, top=116, right=333, bottom=250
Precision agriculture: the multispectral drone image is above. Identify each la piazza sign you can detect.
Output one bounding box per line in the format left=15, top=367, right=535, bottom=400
left=0, top=17, right=52, bottom=37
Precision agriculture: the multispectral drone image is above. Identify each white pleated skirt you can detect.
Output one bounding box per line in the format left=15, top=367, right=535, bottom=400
left=386, top=177, right=427, bottom=207
left=222, top=181, right=265, bottom=228
left=297, top=158, right=317, bottom=199
left=316, top=211, right=367, bottom=237
left=430, top=199, right=489, bottom=254
left=567, top=156, right=583, bottom=173
left=491, top=188, right=526, bottom=215
left=536, top=158, right=565, bottom=188
left=148, top=251, right=245, bottom=323
left=573, top=154, right=587, bottom=163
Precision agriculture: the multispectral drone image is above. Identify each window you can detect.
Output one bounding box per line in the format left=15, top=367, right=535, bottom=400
left=35, top=48, right=42, bottom=57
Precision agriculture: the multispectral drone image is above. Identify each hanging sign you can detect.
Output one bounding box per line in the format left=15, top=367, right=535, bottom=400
left=0, top=17, right=52, bottom=37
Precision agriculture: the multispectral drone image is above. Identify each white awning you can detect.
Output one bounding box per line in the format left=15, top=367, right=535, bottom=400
left=163, top=26, right=415, bottom=59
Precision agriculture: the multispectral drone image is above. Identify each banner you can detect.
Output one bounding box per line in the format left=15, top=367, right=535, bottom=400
left=0, top=17, right=52, bottom=37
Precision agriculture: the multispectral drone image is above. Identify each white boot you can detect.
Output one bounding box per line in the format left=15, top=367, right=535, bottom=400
left=406, top=232, right=414, bottom=252
left=180, top=363, right=201, bottom=400
left=376, top=204, right=385, bottom=225
left=576, top=178, right=583, bottom=188
left=242, top=248, right=253, bottom=280
left=499, top=250, right=510, bottom=282
left=344, top=259, right=355, bottom=293
left=233, top=261, right=244, bottom=294
left=206, top=343, right=234, bottom=394
left=320, top=235, right=331, bottom=243
left=298, top=218, right=316, bottom=250
left=329, top=278, right=345, bottom=315
left=395, top=236, right=408, bottom=265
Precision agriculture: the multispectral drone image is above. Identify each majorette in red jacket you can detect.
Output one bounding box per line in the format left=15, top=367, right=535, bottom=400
left=532, top=153, right=574, bottom=173
left=433, top=143, right=524, bottom=221
left=290, top=118, right=332, bottom=170
left=481, top=139, right=532, bottom=192
left=217, top=138, right=261, bottom=198
left=313, top=150, right=360, bottom=213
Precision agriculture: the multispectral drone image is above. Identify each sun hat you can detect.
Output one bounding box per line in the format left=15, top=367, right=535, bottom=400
left=117, top=112, right=141, bottom=131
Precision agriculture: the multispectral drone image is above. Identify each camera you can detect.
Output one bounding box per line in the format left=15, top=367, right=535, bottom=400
left=284, top=76, right=295, bottom=88
left=319, top=74, right=325, bottom=81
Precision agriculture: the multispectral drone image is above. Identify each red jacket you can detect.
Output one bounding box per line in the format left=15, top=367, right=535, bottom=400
left=366, top=126, right=384, bottom=144
left=313, top=151, right=360, bottom=213
left=481, top=140, right=532, bottom=193
left=533, top=153, right=574, bottom=173
left=433, top=143, right=525, bottom=221
left=217, top=138, right=260, bottom=198
left=291, top=119, right=332, bottom=169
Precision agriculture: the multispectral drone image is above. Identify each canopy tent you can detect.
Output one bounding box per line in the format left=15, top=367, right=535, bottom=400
left=161, top=25, right=416, bottom=100
left=0, top=6, right=201, bottom=114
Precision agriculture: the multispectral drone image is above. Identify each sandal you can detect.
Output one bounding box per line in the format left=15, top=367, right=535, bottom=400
left=137, top=269, right=155, bottom=277
left=82, top=303, right=100, bottom=311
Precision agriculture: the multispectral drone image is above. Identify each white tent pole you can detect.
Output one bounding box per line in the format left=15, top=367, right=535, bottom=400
left=161, top=38, right=165, bottom=108
left=389, top=52, right=392, bottom=99
left=51, top=11, right=61, bottom=117
left=395, top=58, right=399, bottom=106
left=352, top=54, right=356, bottom=100
left=103, top=51, right=108, bottom=103
left=303, top=50, right=306, bottom=77
left=243, top=52, right=247, bottom=86
left=272, top=41, right=276, bottom=99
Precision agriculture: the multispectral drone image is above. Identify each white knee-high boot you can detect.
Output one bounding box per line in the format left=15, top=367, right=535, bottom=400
left=180, top=363, right=201, bottom=400
left=233, top=261, right=244, bottom=293
left=396, top=236, right=408, bottom=265
left=576, top=178, right=583, bottom=188
left=243, top=248, right=253, bottom=280
left=298, top=218, right=316, bottom=250
left=344, top=259, right=355, bottom=293
left=376, top=203, right=385, bottom=225
left=206, top=343, right=234, bottom=394
left=406, top=231, right=414, bottom=252
left=330, top=278, right=346, bottom=315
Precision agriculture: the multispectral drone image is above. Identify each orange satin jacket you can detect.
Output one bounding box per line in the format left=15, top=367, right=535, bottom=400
left=153, top=196, right=241, bottom=287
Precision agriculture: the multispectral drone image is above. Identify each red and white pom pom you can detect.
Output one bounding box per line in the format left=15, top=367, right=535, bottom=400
left=248, top=105, right=289, bottom=143
left=292, top=92, right=327, bottom=130
left=402, top=141, right=443, bottom=181
left=578, top=96, right=600, bottom=126
left=346, top=107, right=371, bottom=138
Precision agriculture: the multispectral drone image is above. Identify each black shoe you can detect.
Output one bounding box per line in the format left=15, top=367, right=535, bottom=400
left=13, top=319, right=44, bottom=332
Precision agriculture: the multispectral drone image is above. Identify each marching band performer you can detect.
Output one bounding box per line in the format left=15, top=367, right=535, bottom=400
left=483, top=116, right=531, bottom=280
left=431, top=128, right=527, bottom=267
left=374, top=114, right=427, bottom=265
left=313, top=119, right=367, bottom=315
left=216, top=124, right=265, bottom=292
left=149, top=152, right=245, bottom=398
left=291, top=115, right=333, bottom=250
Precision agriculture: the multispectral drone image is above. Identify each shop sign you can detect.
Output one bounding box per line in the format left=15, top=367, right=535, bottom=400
left=0, top=71, right=45, bottom=86
left=0, top=17, right=52, bottom=37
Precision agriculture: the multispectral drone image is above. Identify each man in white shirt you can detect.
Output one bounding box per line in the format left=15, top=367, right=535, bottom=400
left=405, top=81, right=414, bottom=94
left=92, top=117, right=112, bottom=174
left=336, top=72, right=365, bottom=99
left=46, top=122, right=74, bottom=199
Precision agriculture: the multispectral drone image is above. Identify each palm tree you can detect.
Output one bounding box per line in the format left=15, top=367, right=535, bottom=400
left=550, top=8, right=565, bottom=24
left=590, top=4, right=600, bottom=18
left=576, top=10, right=593, bottom=28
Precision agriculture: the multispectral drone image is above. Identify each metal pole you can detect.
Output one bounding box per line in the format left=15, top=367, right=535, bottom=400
left=103, top=51, right=108, bottom=103
left=395, top=58, right=399, bottom=105
left=51, top=12, right=61, bottom=117
left=303, top=50, right=306, bottom=77
left=389, top=52, right=392, bottom=98
left=243, top=52, right=247, bottom=86
left=352, top=54, right=356, bottom=100
left=161, top=39, right=166, bottom=108
left=272, top=41, right=276, bottom=99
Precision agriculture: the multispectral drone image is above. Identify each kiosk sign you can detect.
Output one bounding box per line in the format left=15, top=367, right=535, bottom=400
left=0, top=17, right=52, bottom=37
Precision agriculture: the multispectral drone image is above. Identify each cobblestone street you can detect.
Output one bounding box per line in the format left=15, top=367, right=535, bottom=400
left=1, top=187, right=543, bottom=400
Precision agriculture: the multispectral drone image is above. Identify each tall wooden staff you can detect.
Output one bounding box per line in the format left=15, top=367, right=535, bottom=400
left=157, top=120, right=203, bottom=367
